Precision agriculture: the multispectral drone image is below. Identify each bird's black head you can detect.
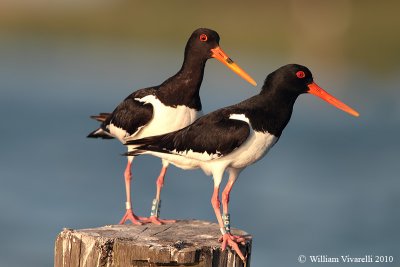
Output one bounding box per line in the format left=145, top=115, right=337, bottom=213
left=185, top=28, right=221, bottom=59
left=182, top=28, right=257, bottom=86
left=262, top=64, right=314, bottom=96
left=262, top=64, right=359, bottom=117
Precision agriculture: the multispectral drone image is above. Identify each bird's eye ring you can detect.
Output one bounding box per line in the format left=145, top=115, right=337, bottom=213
left=296, top=71, right=306, bottom=78
left=199, top=34, right=208, bottom=42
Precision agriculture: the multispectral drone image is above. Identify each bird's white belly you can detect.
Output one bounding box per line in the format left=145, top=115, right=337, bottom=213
left=126, top=95, right=200, bottom=143
left=158, top=153, right=202, bottom=170
left=107, top=124, right=126, bottom=141
left=146, top=131, right=278, bottom=176
left=135, top=112, right=277, bottom=176
left=220, top=131, right=278, bottom=169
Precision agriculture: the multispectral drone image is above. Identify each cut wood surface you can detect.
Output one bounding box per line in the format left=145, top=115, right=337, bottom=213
left=54, top=220, right=252, bottom=267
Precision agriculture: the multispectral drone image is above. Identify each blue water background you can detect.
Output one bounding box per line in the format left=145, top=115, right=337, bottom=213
left=0, top=38, right=399, bottom=267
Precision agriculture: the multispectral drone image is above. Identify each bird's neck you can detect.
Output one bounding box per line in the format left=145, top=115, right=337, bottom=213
left=243, top=86, right=298, bottom=136
left=156, top=54, right=206, bottom=110
left=260, top=84, right=299, bottom=108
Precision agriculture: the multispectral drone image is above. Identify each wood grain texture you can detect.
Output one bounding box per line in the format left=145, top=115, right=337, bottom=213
left=54, top=220, right=252, bottom=267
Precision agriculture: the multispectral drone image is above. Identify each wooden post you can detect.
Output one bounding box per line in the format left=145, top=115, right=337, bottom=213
left=54, top=220, right=252, bottom=267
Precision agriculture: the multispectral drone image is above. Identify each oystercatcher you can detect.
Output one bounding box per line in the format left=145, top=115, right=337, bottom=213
left=125, top=64, right=359, bottom=260
left=88, top=28, right=256, bottom=225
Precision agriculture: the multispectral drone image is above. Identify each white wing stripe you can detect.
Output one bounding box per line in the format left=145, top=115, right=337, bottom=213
left=229, top=113, right=250, bottom=123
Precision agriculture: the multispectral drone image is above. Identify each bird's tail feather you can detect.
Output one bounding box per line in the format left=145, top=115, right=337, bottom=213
left=87, top=128, right=114, bottom=139
left=124, top=145, right=172, bottom=157
left=87, top=112, right=114, bottom=139
left=90, top=113, right=111, bottom=122
left=124, top=149, right=146, bottom=157
left=125, top=135, right=164, bottom=146
left=124, top=135, right=172, bottom=156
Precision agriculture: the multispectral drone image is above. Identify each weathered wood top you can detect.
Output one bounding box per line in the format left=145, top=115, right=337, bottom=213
left=55, top=220, right=252, bottom=267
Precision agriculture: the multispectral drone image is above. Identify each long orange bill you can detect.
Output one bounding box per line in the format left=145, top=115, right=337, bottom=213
left=307, top=82, right=359, bottom=117
left=210, top=46, right=257, bottom=86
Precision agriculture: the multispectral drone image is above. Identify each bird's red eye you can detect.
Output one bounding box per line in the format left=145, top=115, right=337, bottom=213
left=296, top=71, right=306, bottom=78
left=199, top=34, right=208, bottom=42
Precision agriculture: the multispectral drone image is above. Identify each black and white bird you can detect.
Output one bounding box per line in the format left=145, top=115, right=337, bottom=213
left=125, top=64, right=359, bottom=260
left=87, top=28, right=256, bottom=225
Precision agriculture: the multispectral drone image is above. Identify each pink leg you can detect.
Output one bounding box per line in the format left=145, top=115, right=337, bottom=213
left=140, top=166, right=176, bottom=225
left=156, top=166, right=167, bottom=200
left=211, top=185, right=246, bottom=261
left=221, top=180, right=233, bottom=215
left=220, top=173, right=246, bottom=243
left=119, top=159, right=143, bottom=225
left=211, top=186, right=223, bottom=227
left=211, top=170, right=246, bottom=262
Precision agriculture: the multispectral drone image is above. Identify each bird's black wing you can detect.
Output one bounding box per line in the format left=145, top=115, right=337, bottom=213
left=126, top=109, right=250, bottom=160
left=88, top=88, right=155, bottom=139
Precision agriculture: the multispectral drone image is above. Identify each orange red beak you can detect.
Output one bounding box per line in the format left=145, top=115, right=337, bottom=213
left=307, top=82, right=359, bottom=117
left=211, top=46, right=257, bottom=86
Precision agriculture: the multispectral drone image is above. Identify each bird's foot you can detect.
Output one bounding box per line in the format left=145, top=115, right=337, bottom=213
left=138, top=198, right=175, bottom=225
left=140, top=216, right=176, bottom=225
left=119, top=209, right=144, bottom=225
left=218, top=233, right=247, bottom=262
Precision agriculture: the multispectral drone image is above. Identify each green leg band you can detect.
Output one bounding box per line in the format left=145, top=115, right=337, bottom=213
left=222, top=213, right=231, bottom=233
left=150, top=198, right=161, bottom=217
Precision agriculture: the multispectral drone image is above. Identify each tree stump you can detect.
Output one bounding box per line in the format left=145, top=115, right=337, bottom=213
left=54, top=220, right=252, bottom=267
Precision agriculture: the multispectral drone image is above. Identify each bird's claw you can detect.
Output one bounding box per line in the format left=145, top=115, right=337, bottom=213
left=119, top=209, right=143, bottom=225
left=219, top=233, right=247, bottom=262
left=140, top=216, right=176, bottom=225
left=218, top=233, right=246, bottom=244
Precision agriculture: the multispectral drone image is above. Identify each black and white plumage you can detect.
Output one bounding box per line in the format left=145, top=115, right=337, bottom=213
left=127, top=108, right=279, bottom=174
left=126, top=64, right=359, bottom=170
left=87, top=28, right=256, bottom=225
left=125, top=64, right=359, bottom=259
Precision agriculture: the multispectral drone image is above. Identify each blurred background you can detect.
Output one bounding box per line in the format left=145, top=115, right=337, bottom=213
left=0, top=0, right=399, bottom=266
